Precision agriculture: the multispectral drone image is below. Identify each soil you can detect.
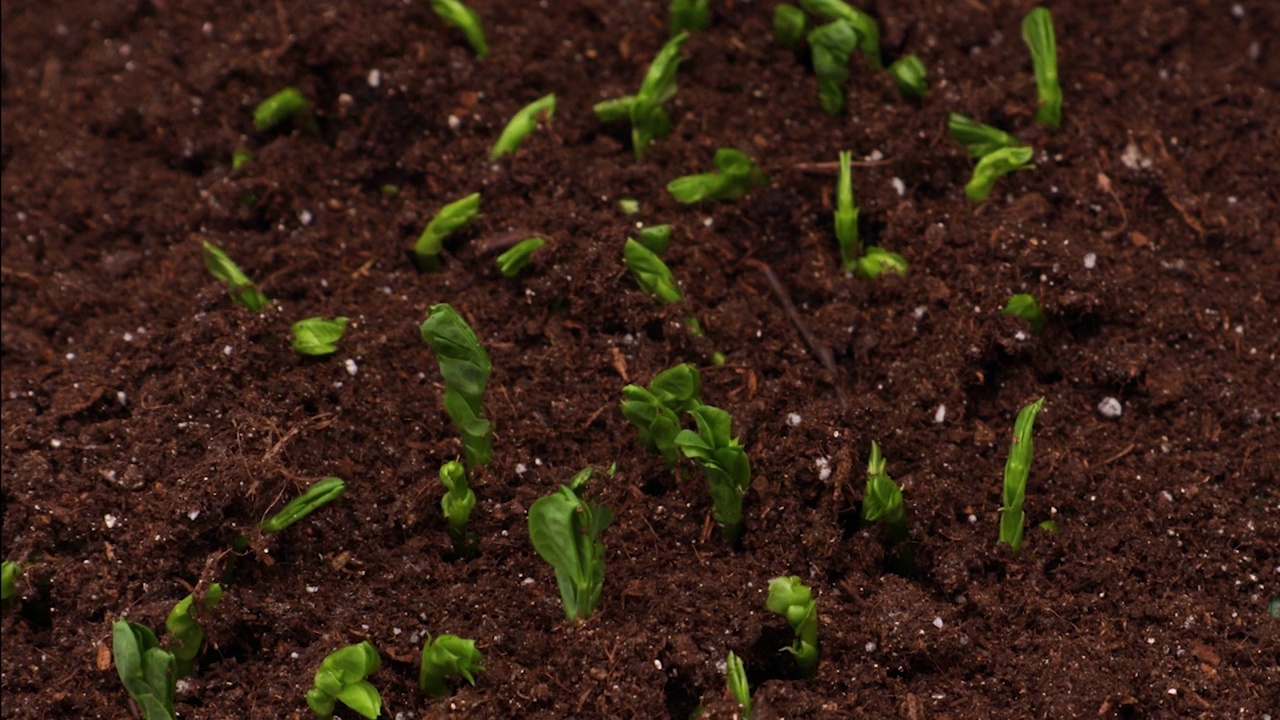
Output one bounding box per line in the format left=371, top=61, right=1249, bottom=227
left=2, top=0, right=1278, bottom=718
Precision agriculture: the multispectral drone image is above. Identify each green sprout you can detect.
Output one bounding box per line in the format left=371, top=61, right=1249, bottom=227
left=291, top=317, right=349, bottom=356
left=432, top=0, right=488, bottom=58
left=725, top=651, right=752, bottom=718
left=773, top=4, right=809, bottom=49
left=1000, top=397, right=1046, bottom=554
left=620, top=363, right=703, bottom=468
left=419, top=634, right=485, bottom=698
left=624, top=238, right=683, bottom=304
left=414, top=192, right=481, bottom=272
left=490, top=94, right=556, bottom=160
left=834, top=151, right=860, bottom=269
left=112, top=620, right=177, bottom=720
left=379, top=184, right=400, bottom=197
left=862, top=442, right=907, bottom=545
left=495, top=238, right=546, bottom=277
left=1, top=560, right=17, bottom=606
left=261, top=477, right=346, bottom=534
left=201, top=241, right=268, bottom=313
left=165, top=583, right=223, bottom=678
left=855, top=246, right=909, bottom=279
left=800, top=0, right=881, bottom=66
left=889, top=55, right=927, bottom=98
left=965, top=146, right=1035, bottom=202
left=528, top=467, right=614, bottom=621
left=1002, top=293, right=1047, bottom=334
left=669, top=0, right=709, bottom=36
left=635, top=224, right=672, bottom=255
left=1022, top=7, right=1062, bottom=128
left=667, top=148, right=766, bottom=204
left=766, top=576, right=819, bottom=677
left=420, top=304, right=493, bottom=469
left=306, top=641, right=382, bottom=720
left=231, top=150, right=253, bottom=170
left=594, top=33, right=688, bottom=159
left=947, top=113, right=1022, bottom=159
left=617, top=197, right=640, bottom=215
left=675, top=405, right=752, bottom=543
left=807, top=20, right=858, bottom=115
left=253, top=87, right=309, bottom=133
left=439, top=460, right=476, bottom=557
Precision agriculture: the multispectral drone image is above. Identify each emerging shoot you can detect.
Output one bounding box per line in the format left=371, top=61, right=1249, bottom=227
left=773, top=4, right=809, bottom=50
left=855, top=246, right=909, bottom=279
left=594, top=33, right=688, bottom=159
left=947, top=113, right=1022, bottom=159
left=669, top=0, right=710, bottom=36
left=432, top=0, right=488, bottom=58
left=620, top=363, right=703, bottom=467
left=635, top=224, right=672, bottom=255
left=253, top=88, right=309, bottom=133
left=675, top=405, right=752, bottom=543
left=1000, top=397, right=1046, bottom=554
left=807, top=20, right=858, bottom=115
left=439, top=460, right=476, bottom=557
left=1022, top=7, right=1062, bottom=128
left=1, top=560, right=16, bottom=606
left=420, top=304, right=494, bottom=469
left=490, top=94, right=556, bottom=160
left=834, top=151, right=860, bottom=269
left=113, top=620, right=177, bottom=720
left=165, top=583, right=223, bottom=678
left=495, top=237, right=546, bottom=277
left=965, top=146, right=1034, bottom=202
left=725, top=651, right=752, bottom=718
left=306, top=641, right=382, bottom=720
left=527, top=467, right=614, bottom=621
left=862, top=442, right=907, bottom=546
left=261, top=477, right=346, bottom=534
left=624, top=238, right=683, bottom=304
left=419, top=634, right=485, bottom=698
left=617, top=197, right=640, bottom=215
left=414, top=192, right=481, bottom=271
left=667, top=148, right=766, bottom=204
left=889, top=55, right=927, bottom=98
left=800, top=0, right=881, bottom=66
left=291, top=317, right=349, bottom=356
left=202, top=241, right=268, bottom=313
left=766, top=576, right=819, bottom=677
left=1002, top=293, right=1047, bottom=334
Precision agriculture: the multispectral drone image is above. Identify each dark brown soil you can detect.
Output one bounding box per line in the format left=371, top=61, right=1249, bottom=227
left=3, top=0, right=1278, bottom=718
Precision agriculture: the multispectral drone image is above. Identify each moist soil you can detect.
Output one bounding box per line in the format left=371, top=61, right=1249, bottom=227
left=2, top=1, right=1278, bottom=718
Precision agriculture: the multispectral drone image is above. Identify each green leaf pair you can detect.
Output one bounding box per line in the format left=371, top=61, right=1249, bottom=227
left=766, top=576, right=819, bottom=677
left=808, top=19, right=859, bottom=115
left=164, top=583, right=224, bottom=679
left=594, top=33, right=688, bottom=160
left=889, top=55, right=927, bottom=98
left=291, top=317, right=348, bottom=356
left=1000, top=397, right=1046, bottom=554
left=414, top=193, right=481, bottom=271
left=432, top=0, right=488, bottom=58
left=800, top=0, right=881, bottom=66
left=862, top=442, right=907, bottom=545
left=667, top=148, right=766, bottom=204
left=624, top=239, right=682, bottom=304
left=439, top=460, right=476, bottom=556
left=261, top=477, right=347, bottom=534
left=306, top=641, right=382, bottom=719
left=420, top=304, right=493, bottom=469
left=202, top=241, right=269, bottom=313
left=112, top=620, right=177, bottom=720
left=620, top=364, right=703, bottom=468
left=674, top=405, right=752, bottom=543
left=490, top=94, right=556, bottom=160
left=419, top=634, right=485, bottom=698
left=947, top=113, right=1023, bottom=159
left=965, top=146, right=1035, bottom=202
left=528, top=468, right=614, bottom=621
left=725, top=651, right=752, bottom=717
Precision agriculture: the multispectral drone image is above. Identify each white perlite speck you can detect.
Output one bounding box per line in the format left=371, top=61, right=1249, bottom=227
left=934, top=404, right=947, bottom=424
left=1097, top=397, right=1123, bottom=418
left=298, top=209, right=313, bottom=226
left=104, top=514, right=118, bottom=529
left=787, top=413, right=802, bottom=427
left=1083, top=253, right=1097, bottom=269
left=933, top=617, right=945, bottom=629
left=344, top=358, right=359, bottom=377
left=815, top=457, right=832, bottom=481
left=891, top=177, right=906, bottom=196
left=367, top=69, right=381, bottom=88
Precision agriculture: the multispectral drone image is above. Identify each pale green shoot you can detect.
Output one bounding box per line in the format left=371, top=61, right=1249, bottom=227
left=965, top=146, right=1035, bottom=202
left=490, top=94, right=556, bottom=160
left=1000, top=397, right=1046, bottom=554
left=414, top=193, right=481, bottom=271
left=432, top=0, right=488, bottom=58
left=1022, top=7, right=1062, bottom=128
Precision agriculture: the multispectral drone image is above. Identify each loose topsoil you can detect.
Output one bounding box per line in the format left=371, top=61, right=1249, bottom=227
left=2, top=0, right=1278, bottom=718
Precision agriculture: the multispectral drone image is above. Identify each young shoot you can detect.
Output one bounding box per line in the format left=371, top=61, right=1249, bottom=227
left=594, top=33, right=688, bottom=159
left=635, top=224, right=672, bottom=255
left=420, top=304, right=493, bottom=469
left=669, top=0, right=710, bottom=36
left=432, top=0, right=488, bottom=58
left=527, top=467, right=614, bottom=621
left=112, top=620, right=176, bottom=720
left=414, top=192, right=481, bottom=271
left=965, top=146, right=1035, bottom=202
left=490, top=94, right=556, bottom=160
left=773, top=4, right=809, bottom=50
left=675, top=405, right=752, bottom=543
left=495, top=237, right=546, bottom=277
left=253, top=87, right=309, bottom=133
left=862, top=442, right=907, bottom=545
left=419, top=634, right=485, bottom=698
left=889, top=55, right=927, bottom=98
left=766, top=576, right=818, bottom=677
left=165, top=583, right=223, bottom=679
left=617, top=197, right=640, bottom=215
left=807, top=20, right=858, bottom=115
left=231, top=150, right=253, bottom=170
left=306, top=641, right=382, bottom=720
left=1002, top=293, right=1047, bottom=334
left=800, top=0, right=881, bottom=66
left=855, top=246, right=909, bottom=279
left=291, top=317, right=349, bottom=356
left=1, top=560, right=16, bottom=606
left=201, top=241, right=268, bottom=312
left=620, top=363, right=702, bottom=467
left=1022, top=7, right=1062, bottom=128
left=834, top=151, right=860, bottom=269
left=261, top=477, right=346, bottom=534
left=947, top=113, right=1022, bottom=159
left=725, top=651, right=752, bottom=718
left=667, top=148, right=766, bottom=204
left=439, top=461, right=476, bottom=557
left=1000, top=397, right=1046, bottom=554
left=624, top=238, right=683, bottom=304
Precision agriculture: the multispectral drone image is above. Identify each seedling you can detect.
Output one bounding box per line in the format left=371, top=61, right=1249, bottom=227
left=419, top=634, right=485, bottom=698
left=620, top=363, right=702, bottom=467
left=432, top=0, right=488, bottom=58
left=1022, top=7, right=1062, bottom=128
left=420, top=304, right=493, bottom=469
left=1000, top=397, right=1046, bottom=554
left=889, top=55, right=927, bottom=98
left=834, top=151, right=860, bottom=268
left=253, top=87, right=309, bottom=133
left=635, top=224, right=672, bottom=255
left=965, top=146, right=1035, bottom=202
left=291, top=317, right=349, bottom=356
left=855, top=246, right=909, bottom=278
left=112, top=619, right=177, bottom=720
left=413, top=192, right=481, bottom=271
left=800, top=0, right=881, bottom=66
left=669, top=0, right=709, bottom=36
left=490, top=94, right=556, bottom=160
left=617, top=197, right=640, bottom=215
left=231, top=150, right=253, bottom=170
left=725, top=651, right=752, bottom=718
left=439, top=461, right=476, bottom=556
left=766, top=576, right=818, bottom=677
left=667, top=148, right=766, bottom=204
left=773, top=4, right=808, bottom=49
left=862, top=442, right=907, bottom=545
left=201, top=241, right=268, bottom=312
left=947, top=113, right=1022, bottom=159
left=495, top=237, right=546, bottom=277
left=593, top=33, right=687, bottom=159
left=306, top=641, right=382, bottom=720
left=807, top=20, right=858, bottom=115
left=675, top=405, right=752, bottom=543
left=261, top=477, right=346, bottom=534
left=624, top=238, right=683, bottom=303
left=528, top=467, right=614, bottom=621
left=1002, top=293, right=1047, bottom=334
left=165, top=583, right=223, bottom=679
left=1, top=560, right=16, bottom=606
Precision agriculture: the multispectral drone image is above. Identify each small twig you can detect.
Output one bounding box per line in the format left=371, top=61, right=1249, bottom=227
left=791, top=159, right=891, bottom=174
left=1102, top=443, right=1135, bottom=465
left=742, top=259, right=837, bottom=377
